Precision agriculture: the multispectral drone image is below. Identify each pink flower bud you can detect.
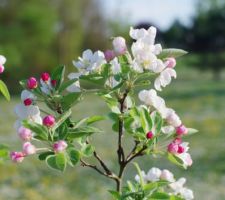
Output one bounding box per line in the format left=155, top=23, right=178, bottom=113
left=27, top=77, right=38, bottom=89
left=51, top=79, right=57, bottom=87
left=53, top=140, right=68, bottom=153
left=104, top=50, right=115, bottom=62
left=176, top=124, right=188, bottom=136
left=177, top=145, right=185, bottom=154
left=10, top=151, right=25, bottom=163
left=146, top=131, right=154, bottom=139
left=41, top=72, right=50, bottom=82
left=23, top=142, right=36, bottom=155
left=173, top=137, right=182, bottom=145
left=167, top=142, right=178, bottom=154
left=166, top=57, right=176, bottom=68
left=23, top=98, right=33, bottom=106
left=112, top=37, right=127, bottom=55
left=43, top=115, right=55, bottom=127
left=18, top=126, right=32, bottom=141
left=0, top=65, right=5, bottom=74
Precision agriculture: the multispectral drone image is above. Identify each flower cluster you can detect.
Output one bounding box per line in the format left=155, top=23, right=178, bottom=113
left=138, top=88, right=192, bottom=168
left=8, top=26, right=196, bottom=198
left=11, top=72, right=68, bottom=163
left=134, top=167, right=194, bottom=200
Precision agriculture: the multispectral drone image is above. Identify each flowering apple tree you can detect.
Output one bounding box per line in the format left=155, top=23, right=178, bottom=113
left=10, top=27, right=197, bottom=200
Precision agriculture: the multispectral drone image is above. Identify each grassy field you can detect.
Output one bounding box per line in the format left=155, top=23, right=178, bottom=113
left=0, top=67, right=225, bottom=200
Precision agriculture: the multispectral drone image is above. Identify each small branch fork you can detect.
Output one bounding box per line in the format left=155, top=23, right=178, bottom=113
left=80, top=89, right=147, bottom=194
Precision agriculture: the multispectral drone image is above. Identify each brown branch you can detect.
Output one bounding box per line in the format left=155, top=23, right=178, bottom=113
left=80, top=159, right=118, bottom=181
left=86, top=141, right=114, bottom=176
left=93, top=151, right=113, bottom=175
left=117, top=89, right=129, bottom=164
left=126, top=145, right=148, bottom=163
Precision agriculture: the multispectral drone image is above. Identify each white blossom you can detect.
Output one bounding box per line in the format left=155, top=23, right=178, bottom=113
left=21, top=90, right=36, bottom=101
left=0, top=55, right=6, bottom=65
left=154, top=68, right=177, bottom=91
left=72, top=49, right=106, bottom=73
left=175, top=142, right=193, bottom=168
left=14, top=104, right=42, bottom=131
left=146, top=167, right=162, bottom=182
left=160, top=169, right=175, bottom=182
left=134, top=170, right=147, bottom=183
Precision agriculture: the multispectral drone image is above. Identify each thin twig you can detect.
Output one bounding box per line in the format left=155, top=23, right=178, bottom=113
left=80, top=159, right=118, bottom=181
left=86, top=141, right=113, bottom=175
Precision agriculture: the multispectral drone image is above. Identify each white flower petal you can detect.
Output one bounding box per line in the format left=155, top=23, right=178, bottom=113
left=21, top=90, right=35, bottom=101
left=0, top=55, right=6, bottom=65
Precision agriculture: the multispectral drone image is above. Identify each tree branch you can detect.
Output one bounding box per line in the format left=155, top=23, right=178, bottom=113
left=117, top=89, right=129, bottom=164
left=86, top=140, right=113, bottom=176
left=80, top=159, right=118, bottom=181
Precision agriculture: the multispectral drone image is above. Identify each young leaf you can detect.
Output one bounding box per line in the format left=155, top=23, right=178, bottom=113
left=46, top=155, right=60, bottom=171
left=108, top=190, right=121, bottom=200
left=38, top=152, right=54, bottom=161
left=22, top=120, right=48, bottom=140
left=167, top=153, right=184, bottom=168
left=68, top=148, right=80, bottom=166
left=81, top=144, right=95, bottom=157
left=0, top=144, right=9, bottom=162
left=53, top=109, right=72, bottom=131
left=86, top=115, right=106, bottom=125
left=140, top=107, right=153, bottom=133
left=61, top=92, right=82, bottom=111
left=0, top=80, right=10, bottom=101
left=58, top=78, right=78, bottom=93
left=150, top=192, right=170, bottom=199
left=68, top=126, right=101, bottom=139
left=158, top=48, right=188, bottom=59
left=51, top=65, right=65, bottom=90
left=55, top=153, right=67, bottom=172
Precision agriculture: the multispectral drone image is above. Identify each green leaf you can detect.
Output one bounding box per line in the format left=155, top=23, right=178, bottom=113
left=152, top=112, right=163, bottom=135
left=51, top=65, right=65, bottom=90
left=55, top=153, right=67, bottom=172
left=134, top=72, right=154, bottom=86
left=167, top=153, right=184, bottom=168
left=38, top=152, right=54, bottom=161
left=57, top=123, right=68, bottom=140
left=158, top=48, right=188, bottom=59
left=87, top=115, right=106, bottom=125
left=52, top=109, right=72, bottom=132
left=68, top=148, right=80, bottom=166
left=187, top=128, right=198, bottom=135
left=81, top=144, right=94, bottom=157
left=101, top=94, right=120, bottom=114
left=58, top=78, right=78, bottom=93
left=133, top=162, right=144, bottom=188
left=108, top=190, right=121, bottom=200
left=46, top=155, right=61, bottom=171
left=140, top=107, right=153, bottom=133
left=0, top=144, right=9, bottom=162
left=0, top=80, right=10, bottom=101
left=150, top=192, right=170, bottom=199
left=67, top=126, right=101, bottom=139
left=22, top=120, right=48, bottom=140
left=79, top=74, right=106, bottom=90
left=61, top=92, right=82, bottom=111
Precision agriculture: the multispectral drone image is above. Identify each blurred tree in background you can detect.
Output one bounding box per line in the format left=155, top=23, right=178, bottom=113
left=0, top=0, right=224, bottom=94
left=163, top=0, right=225, bottom=79
left=0, top=0, right=107, bottom=93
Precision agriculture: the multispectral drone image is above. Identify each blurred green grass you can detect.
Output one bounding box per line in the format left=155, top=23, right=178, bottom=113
left=0, top=67, right=225, bottom=200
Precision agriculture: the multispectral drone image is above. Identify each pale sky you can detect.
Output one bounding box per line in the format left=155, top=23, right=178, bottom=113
left=100, top=0, right=198, bottom=30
